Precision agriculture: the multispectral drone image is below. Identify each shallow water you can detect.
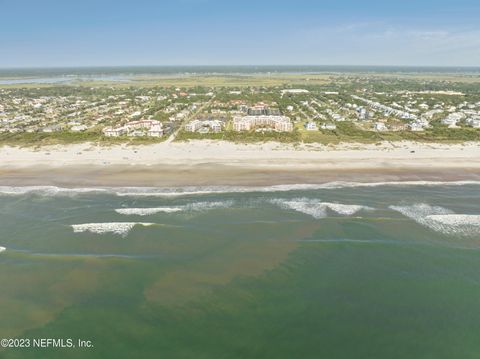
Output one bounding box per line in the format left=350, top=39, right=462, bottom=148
left=1, top=182, right=480, bottom=358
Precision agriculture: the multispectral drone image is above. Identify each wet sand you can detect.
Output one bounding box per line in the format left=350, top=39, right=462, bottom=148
left=1, top=164, right=479, bottom=187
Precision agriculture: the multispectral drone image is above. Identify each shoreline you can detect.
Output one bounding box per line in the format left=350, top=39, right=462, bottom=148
left=1, top=140, right=480, bottom=186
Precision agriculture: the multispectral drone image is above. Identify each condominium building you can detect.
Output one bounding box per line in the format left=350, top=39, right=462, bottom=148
left=103, top=119, right=163, bottom=137
left=233, top=115, right=293, bottom=132
left=185, top=119, right=223, bottom=133
left=103, top=126, right=128, bottom=137
left=185, top=119, right=203, bottom=132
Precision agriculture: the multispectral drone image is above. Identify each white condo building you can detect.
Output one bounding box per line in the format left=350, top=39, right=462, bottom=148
left=185, top=119, right=203, bottom=132
left=185, top=119, right=223, bottom=133
left=233, top=115, right=293, bottom=132
left=103, top=120, right=163, bottom=137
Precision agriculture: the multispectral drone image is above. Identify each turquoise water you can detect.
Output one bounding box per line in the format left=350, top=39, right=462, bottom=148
left=1, top=182, right=480, bottom=358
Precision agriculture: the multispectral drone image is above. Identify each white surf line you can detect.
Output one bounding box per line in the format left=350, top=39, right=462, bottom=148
left=426, top=214, right=480, bottom=227
left=115, top=207, right=183, bottom=216
left=114, top=201, right=234, bottom=216
left=0, top=186, right=108, bottom=196
left=390, top=204, right=480, bottom=236
left=271, top=198, right=374, bottom=219
left=71, top=222, right=155, bottom=236
left=2, top=180, right=480, bottom=197
left=112, top=181, right=480, bottom=197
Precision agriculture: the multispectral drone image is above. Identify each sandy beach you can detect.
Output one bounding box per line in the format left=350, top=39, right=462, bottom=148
left=1, top=140, right=480, bottom=186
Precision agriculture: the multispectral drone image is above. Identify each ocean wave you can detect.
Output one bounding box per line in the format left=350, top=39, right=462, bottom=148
left=114, top=190, right=219, bottom=197
left=389, top=204, right=480, bottom=236
left=0, top=246, right=6, bottom=253
left=111, top=185, right=328, bottom=197
left=321, top=202, right=374, bottom=216
left=115, top=201, right=233, bottom=216
left=110, top=181, right=480, bottom=197
left=71, top=222, right=155, bottom=236
left=115, top=207, right=183, bottom=216
left=272, top=198, right=373, bottom=219
left=1, top=180, right=479, bottom=197
left=426, top=214, right=480, bottom=226
left=389, top=203, right=453, bottom=232
left=390, top=203, right=453, bottom=220
left=0, top=186, right=107, bottom=196
left=185, top=200, right=234, bottom=211
left=425, top=215, right=480, bottom=236
left=302, top=180, right=480, bottom=190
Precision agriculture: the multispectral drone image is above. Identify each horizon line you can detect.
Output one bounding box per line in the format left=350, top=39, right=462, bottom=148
left=1, top=64, right=480, bottom=70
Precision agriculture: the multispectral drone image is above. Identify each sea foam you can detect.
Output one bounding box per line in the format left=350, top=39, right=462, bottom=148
left=71, top=222, right=154, bottom=236
left=272, top=198, right=373, bottom=219
left=321, top=202, right=373, bottom=216
left=0, top=246, right=6, bottom=254
left=111, top=181, right=480, bottom=197
left=185, top=200, right=234, bottom=211
left=1, top=180, right=479, bottom=198
left=426, top=214, right=480, bottom=226
left=0, top=186, right=107, bottom=196
left=389, top=203, right=453, bottom=220
left=389, top=204, right=480, bottom=236
left=425, top=215, right=480, bottom=236
left=389, top=203, right=453, bottom=232
left=115, top=207, right=183, bottom=216
left=115, top=201, right=233, bottom=217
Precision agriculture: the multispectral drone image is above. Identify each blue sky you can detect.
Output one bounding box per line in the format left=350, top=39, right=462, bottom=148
left=1, top=0, right=479, bottom=67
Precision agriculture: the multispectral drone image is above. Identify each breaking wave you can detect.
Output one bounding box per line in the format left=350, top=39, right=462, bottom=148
left=427, top=214, right=480, bottom=226
left=107, top=181, right=480, bottom=197
left=390, top=203, right=453, bottom=220
left=272, top=198, right=373, bottom=219
left=115, top=201, right=233, bottom=216
left=185, top=200, right=234, bottom=211
left=0, top=180, right=479, bottom=197
left=115, top=207, right=183, bottom=216
left=426, top=215, right=480, bottom=236
left=0, top=186, right=107, bottom=196
left=71, top=222, right=155, bottom=236
left=390, top=204, right=480, bottom=236
left=0, top=246, right=6, bottom=254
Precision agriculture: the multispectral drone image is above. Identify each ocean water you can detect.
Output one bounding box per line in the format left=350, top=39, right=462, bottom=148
left=1, top=182, right=480, bottom=358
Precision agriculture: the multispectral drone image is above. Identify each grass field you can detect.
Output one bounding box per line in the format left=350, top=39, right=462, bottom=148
left=3, top=70, right=480, bottom=90
left=0, top=73, right=333, bottom=89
